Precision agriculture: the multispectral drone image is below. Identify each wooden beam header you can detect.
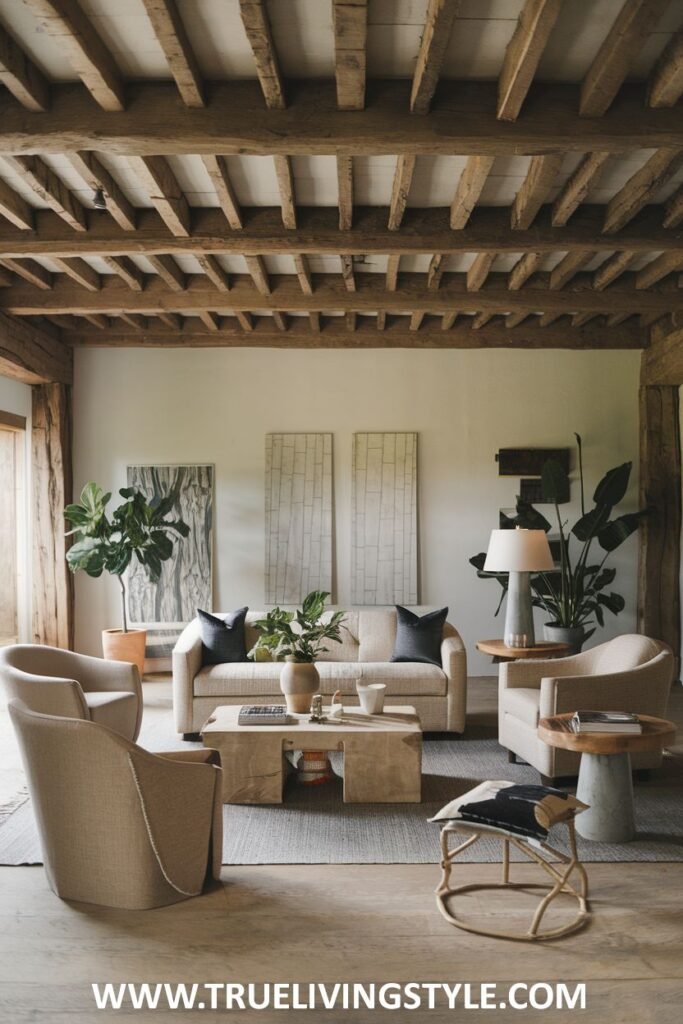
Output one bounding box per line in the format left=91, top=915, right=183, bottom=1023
left=0, top=311, right=73, bottom=384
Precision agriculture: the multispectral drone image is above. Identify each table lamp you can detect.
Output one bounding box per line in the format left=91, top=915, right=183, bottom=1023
left=484, top=528, right=554, bottom=648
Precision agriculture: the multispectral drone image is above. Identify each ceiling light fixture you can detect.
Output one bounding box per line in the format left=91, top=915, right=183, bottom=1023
left=93, top=187, right=107, bottom=210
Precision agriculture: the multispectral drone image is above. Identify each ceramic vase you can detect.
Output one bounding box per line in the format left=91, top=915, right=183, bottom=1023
left=280, top=659, right=320, bottom=713
left=543, top=623, right=586, bottom=656
left=101, top=627, right=147, bottom=678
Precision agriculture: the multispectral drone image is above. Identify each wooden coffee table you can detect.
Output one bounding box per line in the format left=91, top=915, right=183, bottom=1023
left=539, top=713, right=676, bottom=843
left=202, top=705, right=422, bottom=805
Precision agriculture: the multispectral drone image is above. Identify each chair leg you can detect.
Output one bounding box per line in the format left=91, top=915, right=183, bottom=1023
left=508, top=751, right=518, bottom=764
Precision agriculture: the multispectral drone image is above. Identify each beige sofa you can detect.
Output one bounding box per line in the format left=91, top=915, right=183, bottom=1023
left=173, top=608, right=467, bottom=735
left=499, top=634, right=674, bottom=780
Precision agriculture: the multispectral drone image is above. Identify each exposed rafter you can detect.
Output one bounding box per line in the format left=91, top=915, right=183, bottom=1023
left=0, top=257, right=52, bottom=290
left=273, top=155, right=297, bottom=229
left=551, top=152, right=611, bottom=227
left=0, top=177, right=34, bottom=231
left=635, top=251, right=683, bottom=289
left=337, top=155, right=353, bottom=230
left=102, top=256, right=145, bottom=292
left=293, top=254, right=313, bottom=295
left=333, top=0, right=368, bottom=110
left=0, top=311, right=71, bottom=385
left=467, top=253, right=495, bottom=291
left=648, top=29, right=683, bottom=107
left=2, top=155, right=86, bottom=232
left=141, top=0, right=204, bottom=108
left=51, top=256, right=100, bottom=292
left=239, top=0, right=285, bottom=110
left=127, top=155, right=190, bottom=237
left=388, top=155, right=416, bottom=230
left=497, top=0, right=561, bottom=121
left=410, top=0, right=460, bottom=114
left=593, top=250, right=636, bottom=289
left=511, top=154, right=563, bottom=230
left=66, top=151, right=137, bottom=232
left=243, top=255, right=270, bottom=295
left=0, top=23, right=50, bottom=111
left=450, top=155, right=495, bottom=229
left=508, top=252, right=541, bottom=290
left=147, top=254, right=186, bottom=292
left=200, top=155, right=242, bottom=230
left=195, top=254, right=230, bottom=293
left=549, top=251, right=595, bottom=289
left=603, top=148, right=683, bottom=233
left=22, top=0, right=125, bottom=111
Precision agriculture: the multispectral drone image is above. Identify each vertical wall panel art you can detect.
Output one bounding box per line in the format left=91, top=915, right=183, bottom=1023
left=265, top=433, right=333, bottom=603
left=352, top=432, right=418, bottom=605
left=126, top=464, right=214, bottom=625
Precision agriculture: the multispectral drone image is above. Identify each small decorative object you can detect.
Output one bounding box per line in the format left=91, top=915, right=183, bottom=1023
left=296, top=750, right=332, bottom=785
left=483, top=528, right=553, bottom=648
left=329, top=689, right=343, bottom=719
left=473, top=435, right=648, bottom=653
left=237, top=704, right=288, bottom=726
left=248, top=590, right=346, bottom=714
left=309, top=694, right=326, bottom=723
left=64, top=482, right=189, bottom=676
left=357, top=681, right=386, bottom=715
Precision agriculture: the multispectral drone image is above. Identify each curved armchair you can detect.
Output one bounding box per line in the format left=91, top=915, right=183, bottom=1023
left=498, top=634, right=674, bottom=780
left=0, top=645, right=142, bottom=741
left=8, top=699, right=223, bottom=909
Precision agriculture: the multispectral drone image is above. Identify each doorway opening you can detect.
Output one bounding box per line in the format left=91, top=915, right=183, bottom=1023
left=0, top=411, right=28, bottom=646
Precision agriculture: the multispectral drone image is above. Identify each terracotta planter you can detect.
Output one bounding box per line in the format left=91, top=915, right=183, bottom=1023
left=102, top=628, right=147, bottom=678
left=279, top=659, right=319, bottom=714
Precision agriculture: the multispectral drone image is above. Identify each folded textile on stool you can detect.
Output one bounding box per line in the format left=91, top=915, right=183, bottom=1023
left=430, top=780, right=588, bottom=841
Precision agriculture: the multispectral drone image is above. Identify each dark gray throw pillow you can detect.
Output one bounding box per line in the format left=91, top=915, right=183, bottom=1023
left=197, top=607, right=248, bottom=665
left=391, top=605, right=448, bottom=667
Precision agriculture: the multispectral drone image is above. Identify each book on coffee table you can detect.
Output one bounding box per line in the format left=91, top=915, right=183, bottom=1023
left=238, top=704, right=289, bottom=726
left=570, top=710, right=642, bottom=734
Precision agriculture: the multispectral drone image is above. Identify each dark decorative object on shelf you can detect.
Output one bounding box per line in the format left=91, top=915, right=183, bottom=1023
left=520, top=475, right=570, bottom=505
left=496, top=448, right=571, bottom=477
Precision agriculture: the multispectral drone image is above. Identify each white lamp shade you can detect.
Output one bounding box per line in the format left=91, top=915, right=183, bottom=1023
left=484, top=529, right=554, bottom=572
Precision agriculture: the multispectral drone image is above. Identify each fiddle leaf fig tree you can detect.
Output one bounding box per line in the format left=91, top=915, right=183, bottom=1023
left=64, top=482, right=190, bottom=633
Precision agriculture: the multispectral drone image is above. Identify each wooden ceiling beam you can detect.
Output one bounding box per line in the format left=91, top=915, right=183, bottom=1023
left=511, top=154, right=563, bottom=230
left=200, top=155, right=242, bottom=230
left=243, top=254, right=270, bottom=295
left=147, top=254, right=186, bottom=291
left=81, top=313, right=108, bottom=329
left=467, top=253, right=495, bottom=291
left=441, top=312, right=457, bottom=329
left=635, top=251, right=683, bottom=289
left=604, top=147, right=683, bottom=233
left=293, top=254, right=313, bottom=295
left=0, top=205, right=678, bottom=258
left=593, top=250, right=636, bottom=289
left=508, top=252, right=541, bottom=290
left=235, top=310, right=254, bottom=332
left=102, top=256, right=145, bottom=292
left=117, top=313, right=147, bottom=330
left=410, top=311, right=425, bottom=330
left=497, top=0, right=562, bottom=121
left=126, top=155, right=190, bottom=237
left=427, top=254, right=445, bottom=291
left=580, top=0, right=671, bottom=117
left=506, top=311, right=530, bottom=328
left=450, top=155, right=495, bottom=229
left=376, top=311, right=386, bottom=330
left=472, top=312, right=494, bottom=329
left=0, top=257, right=52, bottom=289
left=156, top=311, right=182, bottom=329
left=549, top=250, right=596, bottom=289
left=388, top=155, right=416, bottom=230
left=1, top=81, right=682, bottom=156
left=551, top=151, right=611, bottom=226
left=0, top=23, right=50, bottom=112
left=141, top=0, right=204, bottom=108
left=333, top=0, right=368, bottom=110
left=345, top=311, right=357, bottom=331
left=195, top=254, right=230, bottom=292
left=1, top=155, right=86, bottom=231
left=0, top=311, right=71, bottom=384
left=272, top=311, right=288, bottom=331
left=66, top=151, right=136, bottom=232
left=51, top=256, right=100, bottom=291
left=239, top=0, right=285, bottom=110
left=0, top=177, right=34, bottom=231
left=337, top=155, right=353, bottom=230
left=62, top=317, right=643, bottom=350
left=309, top=311, right=321, bottom=331
left=7, top=271, right=675, bottom=316
left=22, top=0, right=124, bottom=111
left=273, top=155, right=296, bottom=229
left=386, top=255, right=400, bottom=291
left=663, top=187, right=683, bottom=228
left=341, top=255, right=356, bottom=292
left=410, top=0, right=461, bottom=114
left=648, top=29, right=683, bottom=107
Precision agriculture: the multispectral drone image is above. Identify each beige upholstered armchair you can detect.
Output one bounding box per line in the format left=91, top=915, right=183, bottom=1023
left=8, top=699, right=223, bottom=909
left=0, top=644, right=142, bottom=741
left=498, top=634, right=674, bottom=781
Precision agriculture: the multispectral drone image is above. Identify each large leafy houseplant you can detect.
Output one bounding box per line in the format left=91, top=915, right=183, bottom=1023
left=470, top=435, right=647, bottom=644
left=64, top=481, right=190, bottom=633
left=249, top=590, right=346, bottom=662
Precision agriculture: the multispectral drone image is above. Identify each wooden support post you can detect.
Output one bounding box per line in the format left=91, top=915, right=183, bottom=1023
left=31, top=382, right=74, bottom=649
left=637, top=381, right=681, bottom=676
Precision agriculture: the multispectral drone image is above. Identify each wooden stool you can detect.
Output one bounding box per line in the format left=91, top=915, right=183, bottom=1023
left=435, top=818, right=589, bottom=942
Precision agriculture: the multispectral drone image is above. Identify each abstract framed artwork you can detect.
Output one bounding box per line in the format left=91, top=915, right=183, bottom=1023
left=265, top=433, right=333, bottom=603
left=126, top=464, right=214, bottom=627
left=351, top=432, right=418, bottom=605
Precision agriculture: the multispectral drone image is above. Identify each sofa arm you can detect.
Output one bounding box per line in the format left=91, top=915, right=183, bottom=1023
left=441, top=632, right=467, bottom=732
left=539, top=655, right=674, bottom=720
left=172, top=619, right=203, bottom=734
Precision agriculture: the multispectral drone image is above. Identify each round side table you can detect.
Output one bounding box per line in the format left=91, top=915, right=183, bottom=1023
left=538, top=713, right=676, bottom=843
left=476, top=639, right=571, bottom=663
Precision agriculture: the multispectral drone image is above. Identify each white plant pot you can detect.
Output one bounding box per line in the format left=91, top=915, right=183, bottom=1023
left=279, top=660, right=320, bottom=714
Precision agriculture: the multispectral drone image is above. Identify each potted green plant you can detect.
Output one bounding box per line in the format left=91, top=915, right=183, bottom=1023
left=249, top=590, right=346, bottom=712
left=64, top=482, right=190, bottom=674
left=470, top=435, right=648, bottom=653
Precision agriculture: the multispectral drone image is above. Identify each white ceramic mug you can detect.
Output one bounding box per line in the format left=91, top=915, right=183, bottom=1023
left=356, top=681, right=386, bottom=715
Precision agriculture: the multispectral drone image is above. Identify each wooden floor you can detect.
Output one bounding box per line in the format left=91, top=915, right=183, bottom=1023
left=1, top=678, right=682, bottom=1023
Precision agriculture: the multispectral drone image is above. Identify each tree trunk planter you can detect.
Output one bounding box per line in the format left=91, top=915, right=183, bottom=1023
left=102, top=628, right=146, bottom=678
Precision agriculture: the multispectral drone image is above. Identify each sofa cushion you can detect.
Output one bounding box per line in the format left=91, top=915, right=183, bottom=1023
left=391, top=605, right=448, bottom=667
left=197, top=607, right=248, bottom=665
left=502, top=687, right=541, bottom=728
left=193, top=660, right=447, bottom=699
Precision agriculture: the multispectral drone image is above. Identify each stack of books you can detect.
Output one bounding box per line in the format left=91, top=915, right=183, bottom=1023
left=238, top=704, right=289, bottom=726
left=570, top=710, right=642, bottom=734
